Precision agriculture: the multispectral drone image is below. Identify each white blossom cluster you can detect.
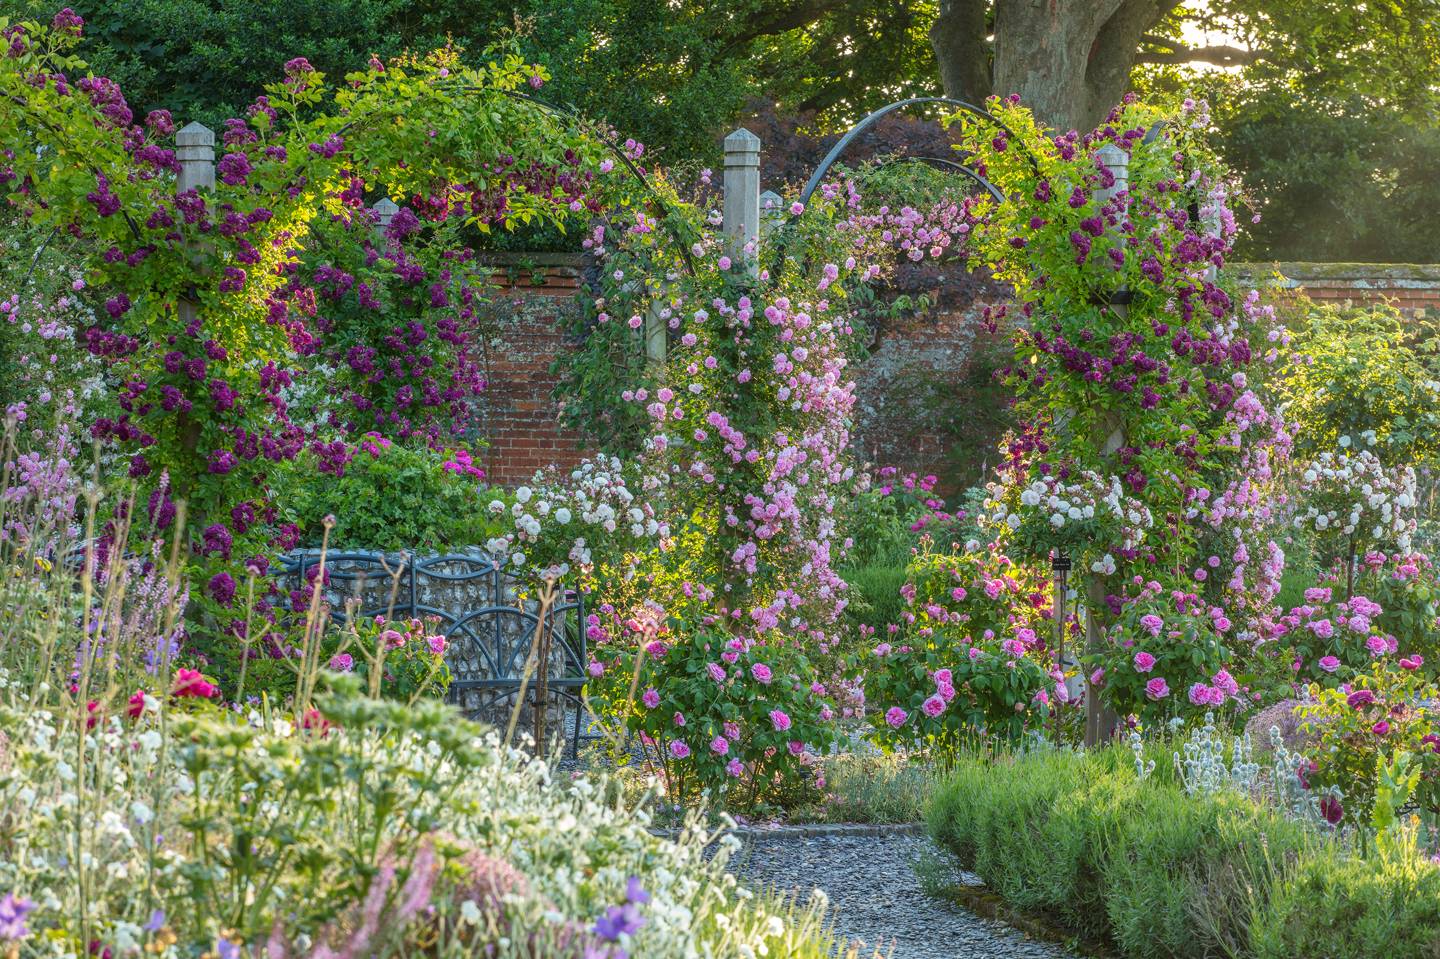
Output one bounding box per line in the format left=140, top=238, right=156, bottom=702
left=1293, top=441, right=1417, bottom=551
left=482, top=456, right=668, bottom=579
left=985, top=470, right=1153, bottom=556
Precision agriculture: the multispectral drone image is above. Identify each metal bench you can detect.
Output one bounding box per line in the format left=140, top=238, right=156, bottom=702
left=278, top=549, right=590, bottom=756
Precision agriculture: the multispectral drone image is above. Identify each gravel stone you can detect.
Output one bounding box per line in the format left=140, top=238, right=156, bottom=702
left=726, top=831, right=1079, bottom=959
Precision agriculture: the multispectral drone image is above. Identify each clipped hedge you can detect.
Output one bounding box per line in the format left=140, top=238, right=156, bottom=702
left=926, top=746, right=1440, bottom=959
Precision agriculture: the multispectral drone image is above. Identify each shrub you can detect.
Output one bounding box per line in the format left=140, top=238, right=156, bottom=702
left=1251, top=839, right=1440, bottom=959
left=588, top=616, right=841, bottom=810
left=862, top=546, right=1053, bottom=752
left=926, top=744, right=1319, bottom=958
left=273, top=435, right=486, bottom=550
left=1294, top=663, right=1440, bottom=826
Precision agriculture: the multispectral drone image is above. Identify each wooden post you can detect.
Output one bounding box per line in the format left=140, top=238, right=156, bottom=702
left=372, top=197, right=399, bottom=237
left=174, top=122, right=215, bottom=499
left=176, top=121, right=216, bottom=193
left=1084, top=143, right=1129, bottom=748
left=722, top=128, right=761, bottom=277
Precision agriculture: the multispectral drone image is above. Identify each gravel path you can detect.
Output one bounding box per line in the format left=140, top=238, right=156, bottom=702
left=727, top=831, right=1080, bottom=959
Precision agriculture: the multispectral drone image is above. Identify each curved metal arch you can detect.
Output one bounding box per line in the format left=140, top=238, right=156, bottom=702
left=767, top=96, right=1034, bottom=289
left=792, top=96, right=1036, bottom=217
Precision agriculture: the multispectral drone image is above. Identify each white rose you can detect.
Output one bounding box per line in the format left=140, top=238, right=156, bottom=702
left=554, top=507, right=572, bottom=525
left=515, top=486, right=533, bottom=503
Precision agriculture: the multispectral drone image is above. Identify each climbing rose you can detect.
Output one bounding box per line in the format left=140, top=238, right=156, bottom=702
left=885, top=706, right=908, bottom=728
left=1144, top=678, right=1170, bottom=700
left=769, top=709, right=791, bottom=731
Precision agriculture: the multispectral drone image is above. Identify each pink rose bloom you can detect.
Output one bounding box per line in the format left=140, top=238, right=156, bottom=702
left=710, top=736, right=729, bottom=755
left=328, top=653, right=354, bottom=672
left=874, top=643, right=892, bottom=657
left=937, top=679, right=956, bottom=702
left=1144, top=677, right=1170, bottom=700
left=1133, top=651, right=1156, bottom=673
left=172, top=668, right=218, bottom=699
left=587, top=661, right=604, bottom=677
left=787, top=740, right=805, bottom=756
left=885, top=706, right=908, bottom=728
left=1309, top=619, right=1334, bottom=639
left=1401, top=655, right=1425, bottom=670
left=673, top=712, right=686, bottom=727
left=726, top=758, right=744, bottom=777
left=379, top=629, right=405, bottom=648
left=769, top=709, right=791, bottom=731
left=922, top=695, right=946, bottom=718
left=1139, top=614, right=1163, bottom=636
left=934, top=668, right=953, bottom=686
left=1002, top=638, right=1025, bottom=657
left=1318, top=656, right=1341, bottom=673
left=1188, top=683, right=1211, bottom=706
left=1372, top=720, right=1390, bottom=737
left=707, top=662, right=726, bottom=682
left=668, top=740, right=690, bottom=759
left=1089, top=667, right=1105, bottom=687
left=641, top=688, right=661, bottom=709
left=751, top=662, right=773, bottom=684
left=1366, top=635, right=1388, bottom=657
left=723, top=721, right=741, bottom=740
left=1212, top=669, right=1238, bottom=696
left=427, top=634, right=447, bottom=655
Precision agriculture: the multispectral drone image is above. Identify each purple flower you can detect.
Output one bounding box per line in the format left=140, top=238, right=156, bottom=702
left=921, top=694, right=946, bottom=718
left=668, top=739, right=689, bottom=759
left=641, top=688, right=660, bottom=709
left=625, top=876, right=649, bottom=905
left=1144, top=678, right=1170, bottom=700
left=885, top=706, right=907, bottom=728
left=51, top=7, right=84, bottom=35
left=769, top=709, right=791, bottom=731
left=1347, top=689, right=1376, bottom=710
left=1318, top=655, right=1340, bottom=673
left=0, top=893, right=35, bottom=940
left=594, top=902, right=646, bottom=941
left=207, top=572, right=236, bottom=606
left=1133, top=651, right=1156, bottom=673
left=328, top=653, right=354, bottom=672
left=710, top=736, right=729, bottom=755
left=706, top=662, right=726, bottom=683
left=750, top=662, right=772, bottom=684
left=217, top=151, right=252, bottom=186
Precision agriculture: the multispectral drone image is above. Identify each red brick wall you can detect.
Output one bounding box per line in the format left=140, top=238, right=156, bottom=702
left=477, top=254, right=592, bottom=485
left=479, top=260, right=1440, bottom=486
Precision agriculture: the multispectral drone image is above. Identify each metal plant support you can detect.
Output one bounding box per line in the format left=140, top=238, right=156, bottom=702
left=278, top=549, right=590, bottom=756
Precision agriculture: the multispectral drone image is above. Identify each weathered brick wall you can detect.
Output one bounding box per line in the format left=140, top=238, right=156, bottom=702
left=479, top=260, right=1440, bottom=486
left=1236, top=263, right=1440, bottom=317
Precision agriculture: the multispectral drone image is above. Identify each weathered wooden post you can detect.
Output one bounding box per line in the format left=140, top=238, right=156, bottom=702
left=176, top=121, right=216, bottom=194
left=372, top=197, right=399, bottom=236
left=1083, top=142, right=1129, bottom=748
left=174, top=121, right=216, bottom=497
left=722, top=128, right=762, bottom=278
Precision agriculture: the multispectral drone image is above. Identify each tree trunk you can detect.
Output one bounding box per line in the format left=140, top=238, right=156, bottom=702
left=928, top=0, right=1179, bottom=133
left=929, top=0, right=993, bottom=106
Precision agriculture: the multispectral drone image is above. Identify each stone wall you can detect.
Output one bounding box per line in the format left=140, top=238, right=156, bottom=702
left=477, top=259, right=1440, bottom=486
